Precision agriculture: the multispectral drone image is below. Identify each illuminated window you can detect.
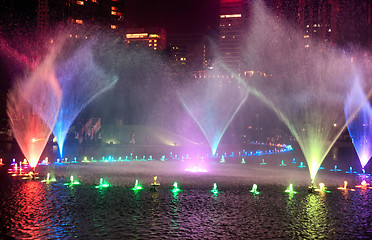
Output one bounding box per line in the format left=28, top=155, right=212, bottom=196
left=91, top=0, right=97, bottom=2
left=154, top=39, right=157, bottom=43
left=305, top=44, right=310, bottom=48
left=154, top=43, right=157, bottom=46
left=220, top=14, right=242, bottom=18
left=149, top=40, right=152, bottom=42
left=76, top=19, right=83, bottom=24
left=111, top=11, right=122, bottom=16
left=149, top=34, right=160, bottom=38
left=149, top=44, right=152, bottom=46
left=111, top=25, right=117, bottom=29
left=304, top=35, right=309, bottom=38
left=77, top=0, right=84, bottom=5
left=221, top=36, right=226, bottom=39
left=126, top=33, right=148, bottom=38
left=111, top=6, right=118, bottom=11
left=328, top=29, right=331, bottom=32
left=154, top=47, right=157, bottom=50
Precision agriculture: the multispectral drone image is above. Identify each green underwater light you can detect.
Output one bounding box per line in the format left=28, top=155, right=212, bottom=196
left=95, top=177, right=110, bottom=188
left=41, top=173, right=57, bottom=183
left=172, top=182, right=181, bottom=193
left=211, top=183, right=219, bottom=195
left=64, top=175, right=80, bottom=185
left=250, top=184, right=260, bottom=195
left=132, top=179, right=143, bottom=191
left=285, top=184, right=297, bottom=194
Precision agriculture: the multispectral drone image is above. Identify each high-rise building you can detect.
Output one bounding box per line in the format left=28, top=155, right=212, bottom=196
left=298, top=0, right=372, bottom=48
left=168, top=33, right=208, bottom=71
left=37, top=0, right=50, bottom=33
left=66, top=0, right=124, bottom=30
left=218, top=0, right=248, bottom=73
left=125, top=27, right=167, bottom=51
left=298, top=0, right=338, bottom=47
left=36, top=0, right=124, bottom=32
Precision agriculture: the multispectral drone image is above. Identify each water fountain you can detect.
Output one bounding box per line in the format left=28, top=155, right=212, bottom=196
left=95, top=178, right=110, bottom=188
left=211, top=183, right=219, bottom=195
left=64, top=175, right=80, bottom=185
left=132, top=179, right=143, bottom=191
left=178, top=62, right=249, bottom=156
left=285, top=184, right=297, bottom=194
left=171, top=182, right=181, bottom=193
left=344, top=78, right=372, bottom=170
left=243, top=2, right=361, bottom=184
left=7, top=47, right=62, bottom=171
left=250, top=184, right=260, bottom=195
left=42, top=32, right=119, bottom=158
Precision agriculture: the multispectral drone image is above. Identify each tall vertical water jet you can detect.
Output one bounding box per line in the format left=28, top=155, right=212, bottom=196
left=178, top=64, right=248, bottom=155
left=52, top=33, right=118, bottom=157
left=243, top=2, right=361, bottom=182
left=344, top=78, right=372, bottom=169
left=7, top=50, right=62, bottom=169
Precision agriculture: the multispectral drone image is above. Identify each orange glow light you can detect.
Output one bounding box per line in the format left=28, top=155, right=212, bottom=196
left=75, top=19, right=83, bottom=24
left=220, top=14, right=242, bottom=18
left=149, top=34, right=160, bottom=38
left=111, top=11, right=122, bottom=16
left=77, top=0, right=84, bottom=5
left=126, top=33, right=148, bottom=38
left=111, top=25, right=117, bottom=29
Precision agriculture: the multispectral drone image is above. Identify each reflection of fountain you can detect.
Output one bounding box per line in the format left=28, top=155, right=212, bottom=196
left=344, top=79, right=372, bottom=170
left=244, top=2, right=360, bottom=184
left=178, top=64, right=248, bottom=155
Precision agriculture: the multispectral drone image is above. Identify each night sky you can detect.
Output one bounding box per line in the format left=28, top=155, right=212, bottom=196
left=123, top=0, right=219, bottom=34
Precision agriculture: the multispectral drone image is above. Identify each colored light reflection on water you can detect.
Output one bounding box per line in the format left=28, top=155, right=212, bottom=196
left=3, top=177, right=372, bottom=238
